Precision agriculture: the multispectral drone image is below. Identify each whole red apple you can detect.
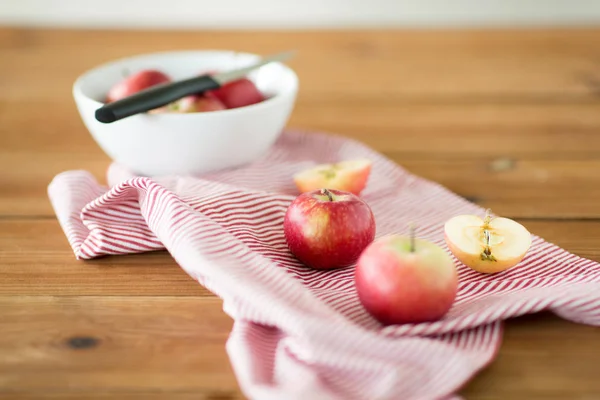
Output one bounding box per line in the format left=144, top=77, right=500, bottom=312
left=106, top=69, right=171, bottom=103
left=355, top=233, right=458, bottom=325
left=208, top=78, right=265, bottom=109
left=283, top=188, right=376, bottom=270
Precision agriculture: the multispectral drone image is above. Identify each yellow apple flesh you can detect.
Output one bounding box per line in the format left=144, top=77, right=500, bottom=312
left=444, top=212, right=531, bottom=274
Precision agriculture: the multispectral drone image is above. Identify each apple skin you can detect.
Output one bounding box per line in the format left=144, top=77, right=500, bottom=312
left=355, top=235, right=458, bottom=325
left=106, top=70, right=170, bottom=103
left=208, top=78, right=265, bottom=109
left=283, top=189, right=376, bottom=270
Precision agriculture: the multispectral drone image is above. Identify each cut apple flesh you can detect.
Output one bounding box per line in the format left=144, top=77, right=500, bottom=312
left=293, top=158, right=372, bottom=195
left=444, top=212, right=531, bottom=274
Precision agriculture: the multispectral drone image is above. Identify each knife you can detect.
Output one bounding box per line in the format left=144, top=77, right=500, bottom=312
left=95, top=50, right=295, bottom=124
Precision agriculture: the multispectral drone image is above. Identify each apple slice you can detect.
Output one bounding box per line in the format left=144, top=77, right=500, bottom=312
left=175, top=95, right=226, bottom=113
left=293, top=159, right=372, bottom=195
left=194, top=95, right=227, bottom=112
left=149, top=95, right=226, bottom=114
left=444, top=210, right=532, bottom=274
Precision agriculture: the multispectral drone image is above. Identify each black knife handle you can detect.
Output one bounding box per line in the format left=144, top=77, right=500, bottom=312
left=95, top=75, right=221, bottom=124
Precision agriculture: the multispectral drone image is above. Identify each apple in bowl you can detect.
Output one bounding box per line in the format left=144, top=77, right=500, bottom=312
left=208, top=78, right=265, bottom=109
left=106, top=70, right=171, bottom=103
left=105, top=70, right=265, bottom=113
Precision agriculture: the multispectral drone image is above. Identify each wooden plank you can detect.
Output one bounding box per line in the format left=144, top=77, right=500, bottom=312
left=0, top=394, right=237, bottom=400
left=0, top=394, right=239, bottom=400
left=4, top=100, right=600, bottom=157
left=1, top=219, right=599, bottom=296
left=463, top=313, right=600, bottom=399
left=0, top=296, right=242, bottom=398
left=2, top=99, right=600, bottom=217
left=2, top=28, right=600, bottom=101
left=2, top=27, right=600, bottom=400
left=3, top=151, right=600, bottom=218
left=0, top=299, right=598, bottom=399
left=291, top=102, right=600, bottom=158
left=394, top=158, right=600, bottom=219
left=0, top=219, right=206, bottom=296
left=2, top=28, right=600, bottom=218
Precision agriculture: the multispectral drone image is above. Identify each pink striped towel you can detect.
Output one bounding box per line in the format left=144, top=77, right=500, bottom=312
left=49, top=130, right=600, bottom=399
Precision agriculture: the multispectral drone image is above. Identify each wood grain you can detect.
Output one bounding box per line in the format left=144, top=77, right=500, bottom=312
left=463, top=313, right=600, bottom=399
left=2, top=28, right=600, bottom=101
left=0, top=395, right=239, bottom=400
left=3, top=101, right=600, bottom=217
left=2, top=27, right=600, bottom=218
left=1, top=219, right=599, bottom=296
left=0, top=298, right=599, bottom=399
left=0, top=219, right=204, bottom=296
left=1, top=27, right=600, bottom=400
left=0, top=296, right=242, bottom=398
left=0, top=298, right=598, bottom=400
left=394, top=158, right=600, bottom=218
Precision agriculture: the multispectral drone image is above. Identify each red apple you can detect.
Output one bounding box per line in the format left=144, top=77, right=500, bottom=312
left=355, top=233, right=458, bottom=325
left=283, top=188, right=376, bottom=270
left=208, top=78, right=265, bottom=109
left=293, top=159, right=372, bottom=196
left=106, top=70, right=170, bottom=103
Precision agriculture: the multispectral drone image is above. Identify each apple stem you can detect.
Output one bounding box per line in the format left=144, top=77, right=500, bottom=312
left=322, top=188, right=334, bottom=202
left=409, top=223, right=416, bottom=252
left=483, top=208, right=493, bottom=226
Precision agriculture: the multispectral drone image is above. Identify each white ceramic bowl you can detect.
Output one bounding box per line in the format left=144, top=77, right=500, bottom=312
left=73, top=50, right=298, bottom=176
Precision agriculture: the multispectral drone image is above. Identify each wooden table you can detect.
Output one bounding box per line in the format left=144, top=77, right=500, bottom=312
left=1, top=27, right=599, bottom=399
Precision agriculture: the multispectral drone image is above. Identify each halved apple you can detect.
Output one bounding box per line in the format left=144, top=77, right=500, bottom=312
left=149, top=95, right=226, bottom=114
left=293, top=159, right=372, bottom=195
left=444, top=210, right=532, bottom=274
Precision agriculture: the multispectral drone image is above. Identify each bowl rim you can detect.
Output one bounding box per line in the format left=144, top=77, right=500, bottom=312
left=72, top=49, right=299, bottom=118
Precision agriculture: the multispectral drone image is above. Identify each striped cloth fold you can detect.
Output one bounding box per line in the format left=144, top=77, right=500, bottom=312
left=48, top=130, right=600, bottom=400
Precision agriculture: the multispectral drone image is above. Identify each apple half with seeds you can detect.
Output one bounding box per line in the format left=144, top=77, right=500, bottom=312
left=293, top=158, right=372, bottom=195
left=444, top=210, right=532, bottom=274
